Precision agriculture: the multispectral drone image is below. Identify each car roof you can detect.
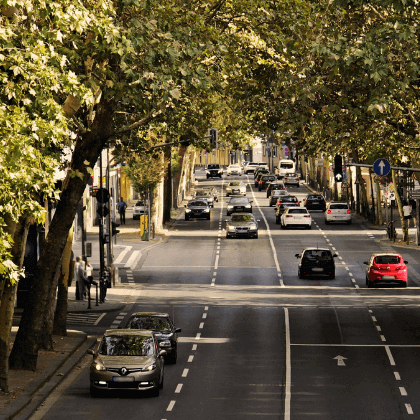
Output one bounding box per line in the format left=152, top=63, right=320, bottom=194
left=231, top=212, right=255, bottom=217
left=371, top=252, right=402, bottom=257
left=103, top=329, right=154, bottom=337
left=130, top=312, right=170, bottom=318
left=302, top=247, right=331, bottom=252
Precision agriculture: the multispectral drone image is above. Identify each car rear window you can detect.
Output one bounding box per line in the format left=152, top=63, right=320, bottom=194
left=304, top=250, right=333, bottom=261
left=330, top=204, right=349, bottom=209
left=374, top=256, right=400, bottom=264
left=289, top=209, right=307, bottom=214
left=263, top=176, right=275, bottom=181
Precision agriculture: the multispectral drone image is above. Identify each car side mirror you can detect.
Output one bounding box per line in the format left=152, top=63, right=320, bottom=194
left=295, top=254, right=301, bottom=258
left=333, top=254, right=338, bottom=258
left=184, top=205, right=187, bottom=208
left=250, top=201, right=253, bottom=203
left=363, top=261, right=368, bottom=264
left=87, top=348, right=95, bottom=356
left=158, top=349, right=167, bottom=357
left=257, top=220, right=261, bottom=222
left=175, top=328, right=182, bottom=333
left=404, top=261, right=408, bottom=264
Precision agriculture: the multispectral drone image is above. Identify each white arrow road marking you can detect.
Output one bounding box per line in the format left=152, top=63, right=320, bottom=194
left=333, top=355, right=347, bottom=366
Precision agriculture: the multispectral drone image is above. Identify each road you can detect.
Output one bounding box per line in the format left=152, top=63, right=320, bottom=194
left=31, top=171, right=420, bottom=419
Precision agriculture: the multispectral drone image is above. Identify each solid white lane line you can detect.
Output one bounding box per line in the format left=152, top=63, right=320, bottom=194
left=182, top=369, right=189, bottom=377
left=188, top=355, right=194, bottom=362
left=385, top=345, right=396, bottom=365
left=167, top=401, right=176, bottom=411
left=284, top=308, right=291, bottom=420
left=406, top=404, right=413, bottom=414
left=400, top=387, right=407, bottom=396
left=394, top=372, right=401, bottom=380
left=175, top=384, right=183, bottom=393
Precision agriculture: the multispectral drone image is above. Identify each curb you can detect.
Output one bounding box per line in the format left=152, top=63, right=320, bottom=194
left=1, top=331, right=94, bottom=420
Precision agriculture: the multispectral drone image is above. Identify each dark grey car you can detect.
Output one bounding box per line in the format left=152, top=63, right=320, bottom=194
left=226, top=196, right=253, bottom=216
left=226, top=213, right=259, bottom=239
left=185, top=200, right=211, bottom=220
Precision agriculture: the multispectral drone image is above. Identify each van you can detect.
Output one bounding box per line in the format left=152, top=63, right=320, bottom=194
left=276, top=159, right=295, bottom=178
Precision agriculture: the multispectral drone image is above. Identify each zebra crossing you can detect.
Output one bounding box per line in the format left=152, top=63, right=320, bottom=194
left=13, top=312, right=106, bottom=326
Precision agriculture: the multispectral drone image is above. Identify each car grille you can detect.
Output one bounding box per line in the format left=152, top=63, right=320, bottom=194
left=108, top=381, right=140, bottom=389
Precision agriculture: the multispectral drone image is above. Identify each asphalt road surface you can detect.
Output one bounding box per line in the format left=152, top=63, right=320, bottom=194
left=32, top=172, right=420, bottom=420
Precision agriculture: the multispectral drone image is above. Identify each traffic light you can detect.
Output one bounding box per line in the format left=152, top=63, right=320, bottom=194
left=209, top=128, right=218, bottom=146
left=96, top=203, right=109, bottom=218
left=112, top=221, right=120, bottom=236
left=334, top=155, right=343, bottom=182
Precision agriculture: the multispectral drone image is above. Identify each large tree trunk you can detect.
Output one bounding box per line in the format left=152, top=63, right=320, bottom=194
left=9, top=100, right=115, bottom=370
left=163, top=146, right=172, bottom=224
left=53, top=228, right=74, bottom=336
left=0, top=217, right=30, bottom=392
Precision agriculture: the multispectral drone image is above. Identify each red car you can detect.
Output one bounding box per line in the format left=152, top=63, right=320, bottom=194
left=364, top=253, right=408, bottom=288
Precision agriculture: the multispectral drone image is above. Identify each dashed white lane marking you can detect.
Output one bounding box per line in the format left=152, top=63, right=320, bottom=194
left=394, top=372, right=401, bottom=380
left=202, top=313, right=207, bottom=319
left=406, top=404, right=413, bottom=414
left=376, top=326, right=381, bottom=332
left=381, top=335, right=386, bottom=342
left=167, top=401, right=176, bottom=411
left=372, top=316, right=377, bottom=322
left=175, top=384, right=183, bottom=393
left=195, top=333, right=201, bottom=340
left=192, top=344, right=197, bottom=351
left=199, top=322, right=204, bottom=329
left=205, top=306, right=209, bottom=310
left=214, top=254, right=219, bottom=269
left=400, top=387, right=407, bottom=396
left=182, top=369, right=189, bottom=377
left=188, top=355, right=194, bottom=362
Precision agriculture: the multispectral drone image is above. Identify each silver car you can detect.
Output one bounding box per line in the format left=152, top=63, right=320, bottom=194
left=132, top=200, right=146, bottom=220
left=283, top=173, right=300, bottom=187
left=89, top=329, right=166, bottom=398
left=325, top=202, right=352, bottom=224
left=193, top=190, right=214, bottom=207
left=226, top=164, right=243, bottom=176
left=226, top=213, right=259, bottom=239
left=226, top=181, right=246, bottom=197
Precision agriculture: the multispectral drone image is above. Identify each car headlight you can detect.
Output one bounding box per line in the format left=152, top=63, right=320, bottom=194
left=204, top=208, right=210, bottom=212
left=186, top=209, right=191, bottom=213
left=93, top=360, right=106, bottom=371
left=228, top=226, right=236, bottom=231
left=245, top=205, right=251, bottom=208
left=205, top=170, right=210, bottom=174
left=249, top=225, right=257, bottom=230
left=141, top=362, right=157, bottom=372
left=159, top=340, right=171, bottom=348
left=227, top=205, right=233, bottom=210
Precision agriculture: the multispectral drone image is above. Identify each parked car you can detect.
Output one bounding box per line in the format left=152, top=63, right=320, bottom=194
left=206, top=164, right=223, bottom=178
left=325, top=202, right=351, bottom=224
left=132, top=200, right=146, bottom=220
left=266, top=181, right=286, bottom=198
left=275, top=202, right=301, bottom=223
left=283, top=173, right=300, bottom=187
left=364, top=253, right=408, bottom=288
left=226, top=196, right=253, bottom=216
left=269, top=190, right=288, bottom=207
left=123, top=312, right=181, bottom=364
left=200, top=186, right=219, bottom=202
left=226, top=181, right=246, bottom=197
left=275, top=195, right=300, bottom=212
left=295, top=247, right=337, bottom=279
left=226, top=164, right=243, bottom=176
left=184, top=200, right=211, bottom=220
left=226, top=213, right=259, bottom=239
left=193, top=190, right=214, bottom=207
left=257, top=174, right=276, bottom=191
left=280, top=207, right=312, bottom=229
left=303, top=194, right=327, bottom=211
left=88, top=329, right=166, bottom=397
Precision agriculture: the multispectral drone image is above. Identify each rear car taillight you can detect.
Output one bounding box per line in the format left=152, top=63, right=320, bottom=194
left=327, top=210, right=332, bottom=214
left=286, top=215, right=293, bottom=218
left=304, top=215, right=310, bottom=218
left=346, top=210, right=351, bottom=214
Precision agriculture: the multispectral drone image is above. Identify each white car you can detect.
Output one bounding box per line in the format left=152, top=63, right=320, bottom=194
left=226, top=164, right=243, bottom=176
left=226, top=181, right=247, bottom=197
left=281, top=207, right=312, bottom=229
left=132, top=200, right=146, bottom=220
left=325, top=202, right=352, bottom=224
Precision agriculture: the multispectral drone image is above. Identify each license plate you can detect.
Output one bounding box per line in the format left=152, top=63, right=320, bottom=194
left=312, top=268, right=323, bottom=272
left=113, top=377, right=135, bottom=382
left=382, top=275, right=395, bottom=280
left=233, top=190, right=239, bottom=193
left=236, top=207, right=244, bottom=211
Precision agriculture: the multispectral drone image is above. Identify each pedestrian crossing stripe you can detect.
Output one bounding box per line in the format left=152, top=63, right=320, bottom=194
left=14, top=312, right=105, bottom=325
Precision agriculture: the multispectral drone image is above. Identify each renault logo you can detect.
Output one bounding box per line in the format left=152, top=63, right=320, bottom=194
left=120, top=367, right=128, bottom=376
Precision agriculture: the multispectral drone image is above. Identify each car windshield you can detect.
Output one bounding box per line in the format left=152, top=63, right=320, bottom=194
left=303, top=250, right=332, bottom=261
left=208, top=165, right=220, bottom=169
left=230, top=197, right=248, bottom=204
left=231, top=215, right=254, bottom=222
left=189, top=201, right=207, bottom=207
left=98, top=335, right=155, bottom=356
left=282, top=196, right=298, bottom=202
left=195, top=191, right=209, bottom=197
left=374, top=256, right=401, bottom=265
left=263, top=176, right=275, bottom=181
left=272, top=190, right=284, bottom=196
left=126, top=316, right=171, bottom=331
left=309, top=195, right=323, bottom=200
left=229, top=182, right=240, bottom=186
left=330, top=204, right=349, bottom=209
left=280, top=163, right=294, bottom=169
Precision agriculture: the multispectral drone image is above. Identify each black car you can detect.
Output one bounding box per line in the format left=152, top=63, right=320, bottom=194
left=266, top=181, right=286, bottom=198
left=275, top=195, right=300, bottom=212
left=185, top=200, right=211, bottom=220
left=226, top=196, right=253, bottom=216
left=257, top=175, right=276, bottom=191
left=295, top=247, right=337, bottom=279
left=206, top=164, right=223, bottom=178
left=254, top=167, right=269, bottom=180
left=275, top=202, right=301, bottom=224
left=226, top=213, right=259, bottom=239
left=123, top=312, right=181, bottom=364
left=303, top=194, right=327, bottom=211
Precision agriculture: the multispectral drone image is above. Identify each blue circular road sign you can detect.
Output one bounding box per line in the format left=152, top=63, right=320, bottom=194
left=373, top=158, right=391, bottom=177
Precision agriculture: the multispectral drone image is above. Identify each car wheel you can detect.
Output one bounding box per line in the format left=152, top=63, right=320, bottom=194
left=90, top=386, right=101, bottom=398
left=207, top=215, right=210, bottom=220
left=401, top=282, right=408, bottom=288
left=367, top=281, right=373, bottom=288
left=307, top=224, right=312, bottom=230
left=275, top=216, right=280, bottom=225
left=159, top=365, right=164, bottom=389
left=185, top=216, right=189, bottom=221
left=254, top=233, right=258, bottom=239
left=151, top=385, right=160, bottom=397
left=227, top=212, right=231, bottom=216
left=329, top=272, right=335, bottom=280
left=269, top=202, right=272, bottom=207
left=366, top=276, right=369, bottom=286
left=206, top=175, right=209, bottom=179
left=325, top=220, right=330, bottom=225
left=347, top=220, right=352, bottom=225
